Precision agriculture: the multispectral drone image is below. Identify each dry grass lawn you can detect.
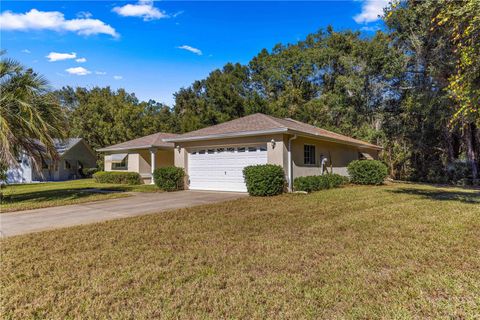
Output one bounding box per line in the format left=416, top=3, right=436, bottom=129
left=1, top=179, right=161, bottom=213
left=1, top=183, right=479, bottom=319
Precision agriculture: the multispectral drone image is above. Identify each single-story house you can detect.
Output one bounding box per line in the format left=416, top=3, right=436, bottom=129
left=100, top=113, right=381, bottom=192
left=5, top=138, right=97, bottom=184
left=97, top=133, right=179, bottom=184
left=164, top=113, right=381, bottom=192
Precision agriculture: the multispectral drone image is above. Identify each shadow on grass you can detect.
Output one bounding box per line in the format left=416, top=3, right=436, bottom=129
left=2, top=188, right=125, bottom=204
left=389, top=187, right=480, bottom=204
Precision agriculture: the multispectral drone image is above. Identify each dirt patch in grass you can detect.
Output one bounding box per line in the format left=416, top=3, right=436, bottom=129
left=1, top=183, right=479, bottom=318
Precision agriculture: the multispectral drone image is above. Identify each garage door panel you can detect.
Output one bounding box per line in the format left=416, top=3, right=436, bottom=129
left=188, top=145, right=267, bottom=192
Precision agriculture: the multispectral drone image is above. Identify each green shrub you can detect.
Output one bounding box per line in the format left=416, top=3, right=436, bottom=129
left=243, top=164, right=285, bottom=196
left=347, top=160, right=388, bottom=185
left=153, top=166, right=185, bottom=191
left=93, top=171, right=142, bottom=185
left=294, top=174, right=347, bottom=192
left=82, top=167, right=98, bottom=178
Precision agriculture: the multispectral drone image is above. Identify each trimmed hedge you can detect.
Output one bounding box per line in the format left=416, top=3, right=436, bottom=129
left=243, top=164, right=285, bottom=196
left=82, top=167, right=98, bottom=178
left=153, top=166, right=185, bottom=191
left=294, top=174, right=348, bottom=193
left=93, top=171, right=142, bottom=185
left=347, top=160, right=388, bottom=185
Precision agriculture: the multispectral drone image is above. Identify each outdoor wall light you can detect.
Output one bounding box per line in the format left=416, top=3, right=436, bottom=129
left=271, top=139, right=276, bottom=149
left=176, top=145, right=181, bottom=153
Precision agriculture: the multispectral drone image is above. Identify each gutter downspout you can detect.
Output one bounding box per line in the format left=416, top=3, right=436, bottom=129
left=288, top=135, right=297, bottom=192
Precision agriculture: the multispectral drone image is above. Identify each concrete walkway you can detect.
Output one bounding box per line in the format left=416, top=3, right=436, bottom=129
left=0, top=191, right=246, bottom=237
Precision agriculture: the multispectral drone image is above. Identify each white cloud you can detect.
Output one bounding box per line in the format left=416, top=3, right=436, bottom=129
left=353, top=0, right=389, bottom=24
left=360, top=25, right=381, bottom=32
left=177, top=45, right=202, bottom=56
left=75, top=57, right=87, bottom=63
left=113, top=75, right=123, bottom=80
left=0, top=9, right=119, bottom=38
left=172, top=11, right=184, bottom=18
left=21, top=49, right=31, bottom=54
left=46, top=52, right=77, bottom=62
left=65, top=67, right=91, bottom=76
left=76, top=11, right=92, bottom=19
left=95, top=71, right=107, bottom=75
left=113, top=0, right=167, bottom=21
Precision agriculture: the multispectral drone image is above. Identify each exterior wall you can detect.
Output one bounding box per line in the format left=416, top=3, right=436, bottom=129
left=5, top=154, right=33, bottom=184
left=173, top=134, right=380, bottom=190
left=290, top=136, right=374, bottom=179
left=173, top=134, right=286, bottom=189
left=174, top=134, right=285, bottom=172
left=104, top=153, right=140, bottom=172
left=104, top=148, right=174, bottom=184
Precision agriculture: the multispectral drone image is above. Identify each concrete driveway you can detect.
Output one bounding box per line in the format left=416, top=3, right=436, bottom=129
left=0, top=191, right=246, bottom=238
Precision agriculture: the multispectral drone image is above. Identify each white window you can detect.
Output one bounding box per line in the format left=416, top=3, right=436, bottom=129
left=304, top=145, right=316, bottom=165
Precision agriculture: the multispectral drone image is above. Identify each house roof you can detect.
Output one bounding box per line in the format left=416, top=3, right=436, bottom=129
left=164, top=113, right=382, bottom=150
left=97, top=132, right=179, bottom=152
left=54, top=138, right=83, bottom=156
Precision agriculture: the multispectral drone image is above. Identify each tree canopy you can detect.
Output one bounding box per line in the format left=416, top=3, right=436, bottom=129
left=0, top=54, right=67, bottom=167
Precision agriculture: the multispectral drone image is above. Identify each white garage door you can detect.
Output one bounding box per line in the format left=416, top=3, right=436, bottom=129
left=188, top=145, right=267, bottom=192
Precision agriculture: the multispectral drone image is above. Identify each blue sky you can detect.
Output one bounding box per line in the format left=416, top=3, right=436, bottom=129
left=1, top=1, right=387, bottom=106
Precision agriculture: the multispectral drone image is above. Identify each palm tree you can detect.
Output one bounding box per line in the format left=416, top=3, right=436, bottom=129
left=0, top=52, right=67, bottom=168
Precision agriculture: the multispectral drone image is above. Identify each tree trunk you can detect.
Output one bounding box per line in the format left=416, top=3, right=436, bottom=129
left=465, top=122, right=478, bottom=180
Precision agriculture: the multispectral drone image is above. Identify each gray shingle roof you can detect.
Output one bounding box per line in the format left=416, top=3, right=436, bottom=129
left=54, top=138, right=83, bottom=156
left=97, top=132, right=179, bottom=152
left=164, top=113, right=381, bottom=149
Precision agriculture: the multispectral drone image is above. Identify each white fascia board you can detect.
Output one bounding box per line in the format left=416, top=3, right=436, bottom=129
left=287, top=129, right=383, bottom=150
left=96, top=145, right=153, bottom=152
left=162, top=128, right=288, bottom=143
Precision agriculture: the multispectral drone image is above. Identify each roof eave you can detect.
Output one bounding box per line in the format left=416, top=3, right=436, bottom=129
left=286, top=129, right=383, bottom=150
left=162, top=128, right=288, bottom=143
left=97, top=144, right=174, bottom=152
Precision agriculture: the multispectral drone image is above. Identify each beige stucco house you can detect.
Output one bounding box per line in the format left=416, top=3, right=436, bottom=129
left=99, top=113, right=381, bottom=191
left=164, top=113, right=381, bottom=192
left=97, top=133, right=178, bottom=184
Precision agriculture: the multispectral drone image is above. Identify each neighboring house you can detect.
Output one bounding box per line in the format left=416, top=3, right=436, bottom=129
left=164, top=113, right=382, bottom=192
left=6, top=138, right=97, bottom=184
left=97, top=133, right=178, bottom=184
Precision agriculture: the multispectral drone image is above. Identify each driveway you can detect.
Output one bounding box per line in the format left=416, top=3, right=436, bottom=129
left=0, top=191, right=246, bottom=237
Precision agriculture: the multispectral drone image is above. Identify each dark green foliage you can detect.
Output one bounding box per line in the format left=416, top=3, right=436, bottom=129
left=294, top=174, right=348, bottom=193
left=243, top=165, right=285, bottom=196
left=347, top=160, right=388, bottom=185
left=153, top=166, right=185, bottom=191
left=93, top=171, right=142, bottom=185
left=0, top=162, right=7, bottom=182
left=82, top=168, right=98, bottom=178
left=56, top=86, right=175, bottom=166
left=447, top=161, right=475, bottom=185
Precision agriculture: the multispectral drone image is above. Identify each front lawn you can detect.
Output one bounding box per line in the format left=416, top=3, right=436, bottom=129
left=1, top=183, right=479, bottom=318
left=1, top=179, right=160, bottom=213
